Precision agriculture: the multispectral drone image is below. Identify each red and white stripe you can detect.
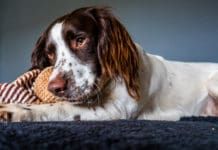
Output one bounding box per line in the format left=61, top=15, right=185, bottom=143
left=0, top=69, right=41, bottom=104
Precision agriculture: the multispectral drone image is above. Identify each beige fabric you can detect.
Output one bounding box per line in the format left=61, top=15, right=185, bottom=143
left=33, top=67, right=61, bottom=103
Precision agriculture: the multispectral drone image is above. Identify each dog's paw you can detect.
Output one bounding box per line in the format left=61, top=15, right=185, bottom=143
left=0, top=111, right=13, bottom=122
left=0, top=104, right=33, bottom=122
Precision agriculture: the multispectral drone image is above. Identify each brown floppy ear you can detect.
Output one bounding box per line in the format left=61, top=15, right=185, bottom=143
left=88, top=7, right=140, bottom=100
left=31, top=32, right=51, bottom=70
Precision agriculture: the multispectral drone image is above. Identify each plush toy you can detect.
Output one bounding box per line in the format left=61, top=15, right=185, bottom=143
left=33, top=67, right=62, bottom=104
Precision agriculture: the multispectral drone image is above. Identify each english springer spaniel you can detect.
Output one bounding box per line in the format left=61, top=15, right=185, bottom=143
left=1, top=6, right=218, bottom=121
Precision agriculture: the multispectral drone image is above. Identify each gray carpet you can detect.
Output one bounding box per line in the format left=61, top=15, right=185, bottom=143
left=0, top=117, right=217, bottom=150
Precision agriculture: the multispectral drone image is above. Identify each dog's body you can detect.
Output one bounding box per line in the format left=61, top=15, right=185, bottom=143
left=1, top=6, right=218, bottom=122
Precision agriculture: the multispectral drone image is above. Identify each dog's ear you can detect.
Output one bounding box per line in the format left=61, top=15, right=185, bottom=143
left=31, top=32, right=51, bottom=70
left=88, top=7, right=140, bottom=100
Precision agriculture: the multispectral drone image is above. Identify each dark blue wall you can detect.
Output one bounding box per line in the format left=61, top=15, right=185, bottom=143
left=1, top=0, right=218, bottom=82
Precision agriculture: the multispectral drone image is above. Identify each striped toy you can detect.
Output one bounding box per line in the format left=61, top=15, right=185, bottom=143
left=0, top=67, right=60, bottom=104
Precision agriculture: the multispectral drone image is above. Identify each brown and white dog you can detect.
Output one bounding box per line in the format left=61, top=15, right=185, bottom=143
left=1, top=6, right=218, bottom=122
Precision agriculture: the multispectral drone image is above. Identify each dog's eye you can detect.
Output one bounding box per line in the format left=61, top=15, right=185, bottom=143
left=47, top=52, right=55, bottom=60
left=47, top=51, right=56, bottom=64
left=46, top=44, right=56, bottom=64
left=76, top=37, right=85, bottom=45
left=69, top=35, right=87, bottom=49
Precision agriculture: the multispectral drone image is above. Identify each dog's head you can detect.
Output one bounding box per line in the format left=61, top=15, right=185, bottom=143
left=31, top=6, right=140, bottom=104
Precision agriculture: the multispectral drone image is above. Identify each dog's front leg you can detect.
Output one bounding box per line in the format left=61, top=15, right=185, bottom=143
left=0, top=104, right=34, bottom=122
left=0, top=102, right=115, bottom=122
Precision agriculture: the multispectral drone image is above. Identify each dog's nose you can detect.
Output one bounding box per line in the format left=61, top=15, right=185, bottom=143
left=48, top=74, right=67, bottom=97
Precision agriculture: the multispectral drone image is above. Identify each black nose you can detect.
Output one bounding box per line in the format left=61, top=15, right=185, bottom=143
left=48, top=74, right=67, bottom=97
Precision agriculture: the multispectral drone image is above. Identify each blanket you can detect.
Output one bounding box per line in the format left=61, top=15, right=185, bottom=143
left=0, top=117, right=217, bottom=150
left=0, top=69, right=41, bottom=104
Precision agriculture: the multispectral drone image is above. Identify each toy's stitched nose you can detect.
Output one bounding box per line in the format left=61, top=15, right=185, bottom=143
left=48, top=74, right=67, bottom=97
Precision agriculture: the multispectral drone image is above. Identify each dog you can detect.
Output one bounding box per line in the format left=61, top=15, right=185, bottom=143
left=1, top=6, right=218, bottom=122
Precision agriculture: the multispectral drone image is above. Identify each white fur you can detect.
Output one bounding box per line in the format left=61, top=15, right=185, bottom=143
left=49, top=23, right=95, bottom=89
left=139, top=48, right=218, bottom=120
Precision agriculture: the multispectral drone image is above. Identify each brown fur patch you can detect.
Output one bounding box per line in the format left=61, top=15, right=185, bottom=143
left=0, top=105, right=5, bottom=108
left=74, top=115, right=81, bottom=121
left=0, top=111, right=13, bottom=122
left=93, top=7, right=140, bottom=100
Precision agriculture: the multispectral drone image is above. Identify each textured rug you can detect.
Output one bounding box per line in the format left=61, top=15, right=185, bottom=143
left=0, top=117, right=218, bottom=150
